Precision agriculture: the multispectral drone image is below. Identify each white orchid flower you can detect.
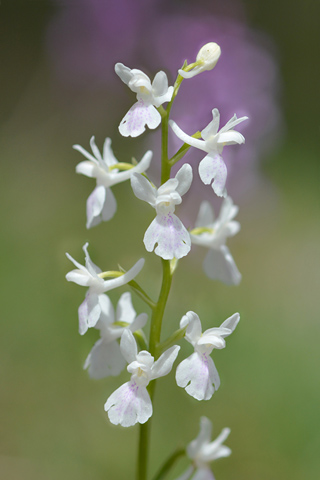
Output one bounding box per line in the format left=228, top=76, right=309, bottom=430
left=73, top=136, right=152, bottom=228
left=105, top=330, right=180, bottom=427
left=190, top=197, right=241, bottom=285
left=65, top=242, right=144, bottom=335
left=131, top=164, right=193, bottom=260
left=115, top=63, right=174, bottom=137
left=170, top=108, right=248, bottom=197
left=176, top=311, right=239, bottom=401
left=84, top=292, right=148, bottom=379
left=175, top=417, right=231, bottom=480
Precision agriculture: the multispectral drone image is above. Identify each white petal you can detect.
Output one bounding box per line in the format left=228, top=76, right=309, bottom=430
left=119, top=100, right=161, bottom=137
left=178, top=66, right=203, bottom=78
left=201, top=109, right=220, bottom=140
left=131, top=173, right=157, bottom=206
left=203, top=247, right=241, bottom=285
left=192, top=467, right=216, bottom=480
left=169, top=120, right=208, bottom=152
left=201, top=428, right=231, bottom=462
left=176, top=352, right=219, bottom=401
left=144, top=214, right=191, bottom=260
left=129, top=313, right=148, bottom=332
left=75, top=160, right=96, bottom=178
left=65, top=266, right=91, bottom=287
left=104, top=381, right=152, bottom=427
left=220, top=114, right=248, bottom=133
left=116, top=292, right=136, bottom=324
left=188, top=417, right=212, bottom=459
left=195, top=201, right=215, bottom=228
left=102, top=137, right=118, bottom=167
left=84, top=338, right=126, bottom=379
left=78, top=292, right=101, bottom=335
left=100, top=187, right=117, bottom=222
left=154, top=85, right=174, bottom=107
left=120, top=329, right=138, bottom=364
left=198, top=153, right=227, bottom=197
left=174, top=465, right=195, bottom=480
left=220, top=313, right=240, bottom=334
left=73, top=144, right=98, bottom=164
left=151, top=345, right=180, bottom=379
left=86, top=185, right=106, bottom=229
left=89, top=136, right=103, bottom=162
left=114, top=62, right=132, bottom=85
left=175, top=163, right=193, bottom=197
left=83, top=242, right=102, bottom=276
left=218, top=130, right=245, bottom=146
left=197, top=331, right=226, bottom=349
left=183, top=312, right=202, bottom=345
left=102, top=258, right=145, bottom=292
left=152, top=70, right=169, bottom=98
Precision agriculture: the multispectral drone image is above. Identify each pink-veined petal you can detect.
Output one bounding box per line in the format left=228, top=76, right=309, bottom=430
left=119, top=100, right=161, bottom=137
left=104, top=381, right=152, bottom=427
left=198, top=154, right=227, bottom=198
left=176, top=352, right=219, bottom=401
left=144, top=214, right=191, bottom=260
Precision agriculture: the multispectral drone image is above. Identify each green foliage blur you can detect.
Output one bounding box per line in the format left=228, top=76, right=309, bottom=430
left=0, top=1, right=319, bottom=479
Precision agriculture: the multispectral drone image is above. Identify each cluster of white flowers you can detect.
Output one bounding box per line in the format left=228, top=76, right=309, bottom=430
left=66, top=42, right=247, bottom=480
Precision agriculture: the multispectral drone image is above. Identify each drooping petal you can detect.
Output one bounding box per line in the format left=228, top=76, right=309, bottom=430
left=104, top=380, right=152, bottom=427
left=203, top=247, right=241, bottom=285
left=151, top=345, right=180, bottom=380
left=84, top=338, right=126, bottom=379
left=86, top=185, right=106, bottom=229
left=78, top=292, right=101, bottom=335
left=198, top=153, right=227, bottom=197
left=144, top=213, right=191, bottom=260
left=176, top=352, right=220, bottom=401
left=119, top=100, right=161, bottom=137
left=175, top=163, right=193, bottom=196
left=100, top=187, right=117, bottom=222
left=131, top=173, right=157, bottom=206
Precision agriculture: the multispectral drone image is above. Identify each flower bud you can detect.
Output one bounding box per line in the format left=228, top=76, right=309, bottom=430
left=196, top=42, right=221, bottom=71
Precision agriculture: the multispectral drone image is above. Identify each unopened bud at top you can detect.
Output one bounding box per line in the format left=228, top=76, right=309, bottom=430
left=178, top=42, right=221, bottom=79
left=196, top=42, right=221, bottom=71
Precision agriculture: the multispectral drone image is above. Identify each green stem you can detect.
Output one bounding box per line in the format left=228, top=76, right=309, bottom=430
left=152, top=448, right=186, bottom=480
left=137, top=420, right=150, bottom=480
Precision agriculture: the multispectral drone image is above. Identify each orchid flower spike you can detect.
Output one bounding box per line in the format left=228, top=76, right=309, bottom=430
left=175, top=417, right=231, bottom=480
left=179, top=42, right=221, bottom=79
left=115, top=63, right=174, bottom=137
left=73, top=136, right=152, bottom=228
left=190, top=197, right=241, bottom=285
left=176, top=311, right=240, bottom=400
left=105, top=330, right=180, bottom=427
left=65, top=242, right=144, bottom=335
left=131, top=164, right=193, bottom=260
left=84, top=292, right=148, bottom=379
left=170, top=108, right=248, bottom=197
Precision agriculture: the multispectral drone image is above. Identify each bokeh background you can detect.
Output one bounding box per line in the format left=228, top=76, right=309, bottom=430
left=1, top=0, right=319, bottom=479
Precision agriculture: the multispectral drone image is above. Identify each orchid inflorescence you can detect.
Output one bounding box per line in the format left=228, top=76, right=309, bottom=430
left=66, top=42, right=247, bottom=480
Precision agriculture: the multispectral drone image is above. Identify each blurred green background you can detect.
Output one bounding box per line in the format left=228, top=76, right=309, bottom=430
left=1, top=1, right=319, bottom=479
